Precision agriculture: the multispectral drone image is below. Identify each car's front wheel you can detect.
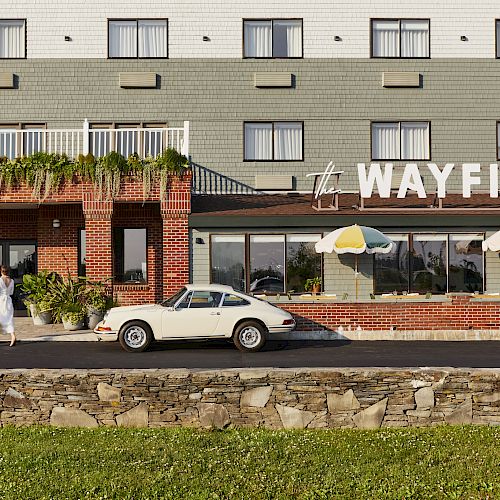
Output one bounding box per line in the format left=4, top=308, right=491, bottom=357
left=119, top=321, right=153, bottom=353
left=233, top=321, right=267, bottom=352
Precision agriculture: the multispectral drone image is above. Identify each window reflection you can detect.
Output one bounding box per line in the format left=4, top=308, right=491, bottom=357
left=411, top=234, right=447, bottom=293
left=210, top=235, right=245, bottom=291
left=448, top=234, right=483, bottom=293
left=114, top=228, right=147, bottom=283
left=249, top=235, right=285, bottom=293
left=374, top=234, right=409, bottom=293
left=286, top=234, right=321, bottom=293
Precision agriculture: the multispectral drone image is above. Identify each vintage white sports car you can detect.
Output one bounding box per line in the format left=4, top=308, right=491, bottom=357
left=94, top=284, right=295, bottom=352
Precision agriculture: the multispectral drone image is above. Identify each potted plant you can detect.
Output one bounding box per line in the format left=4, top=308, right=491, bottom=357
left=46, top=275, right=87, bottom=324
left=84, top=281, right=111, bottom=330
left=61, top=303, right=86, bottom=331
left=304, top=277, right=322, bottom=295
left=20, top=271, right=59, bottom=325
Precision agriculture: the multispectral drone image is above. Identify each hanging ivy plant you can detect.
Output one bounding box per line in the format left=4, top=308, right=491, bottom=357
left=0, top=148, right=189, bottom=202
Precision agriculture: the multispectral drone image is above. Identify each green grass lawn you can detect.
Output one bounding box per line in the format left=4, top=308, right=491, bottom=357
left=0, top=426, right=497, bottom=499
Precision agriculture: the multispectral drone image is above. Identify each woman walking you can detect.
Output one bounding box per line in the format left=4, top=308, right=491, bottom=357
left=0, top=266, right=16, bottom=346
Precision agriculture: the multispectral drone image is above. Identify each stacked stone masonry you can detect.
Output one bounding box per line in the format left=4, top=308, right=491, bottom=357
left=0, top=369, right=498, bottom=429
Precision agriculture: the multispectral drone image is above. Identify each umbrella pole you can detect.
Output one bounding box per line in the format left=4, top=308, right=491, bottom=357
left=355, top=254, right=359, bottom=300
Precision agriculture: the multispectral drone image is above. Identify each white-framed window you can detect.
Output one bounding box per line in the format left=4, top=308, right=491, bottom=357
left=243, top=19, right=302, bottom=58
left=244, top=122, right=303, bottom=161
left=371, top=19, right=429, bottom=58
left=0, top=20, right=26, bottom=58
left=108, top=19, right=168, bottom=58
left=371, top=122, right=430, bottom=160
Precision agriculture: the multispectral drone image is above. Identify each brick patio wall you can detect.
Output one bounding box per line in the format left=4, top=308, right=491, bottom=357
left=0, top=368, right=498, bottom=428
left=0, top=173, right=191, bottom=305
left=278, top=295, right=500, bottom=331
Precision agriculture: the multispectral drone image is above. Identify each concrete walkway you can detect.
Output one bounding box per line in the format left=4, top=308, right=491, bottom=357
left=2, top=318, right=97, bottom=342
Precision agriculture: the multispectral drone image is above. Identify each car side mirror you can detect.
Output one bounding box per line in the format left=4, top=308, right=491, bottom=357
left=167, top=306, right=175, bottom=312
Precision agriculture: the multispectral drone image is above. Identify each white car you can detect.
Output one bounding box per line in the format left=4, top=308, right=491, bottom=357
left=94, top=284, right=295, bottom=353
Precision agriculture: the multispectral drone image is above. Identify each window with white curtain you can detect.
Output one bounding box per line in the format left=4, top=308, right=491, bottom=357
left=0, top=20, right=26, bottom=58
left=372, top=122, right=429, bottom=160
left=244, top=19, right=302, bottom=58
left=371, top=19, right=429, bottom=58
left=244, top=122, right=303, bottom=161
left=108, top=19, right=168, bottom=58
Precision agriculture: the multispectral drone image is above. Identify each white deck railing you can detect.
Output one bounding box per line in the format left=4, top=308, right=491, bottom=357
left=0, top=120, right=190, bottom=160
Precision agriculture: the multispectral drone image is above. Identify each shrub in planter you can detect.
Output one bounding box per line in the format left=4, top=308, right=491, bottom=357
left=21, top=271, right=59, bottom=325
left=84, top=281, right=112, bottom=330
left=46, top=275, right=87, bottom=324
left=62, top=304, right=86, bottom=331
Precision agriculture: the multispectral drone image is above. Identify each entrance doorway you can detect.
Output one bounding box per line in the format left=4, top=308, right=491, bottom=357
left=0, top=241, right=37, bottom=311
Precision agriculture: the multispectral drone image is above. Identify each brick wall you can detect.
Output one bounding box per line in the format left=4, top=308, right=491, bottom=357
left=0, top=174, right=192, bottom=305
left=278, top=295, right=500, bottom=331
left=37, top=205, right=83, bottom=276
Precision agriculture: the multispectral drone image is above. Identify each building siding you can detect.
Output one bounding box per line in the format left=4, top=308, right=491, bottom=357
left=3, top=1, right=500, bottom=59
left=1, top=59, right=500, bottom=192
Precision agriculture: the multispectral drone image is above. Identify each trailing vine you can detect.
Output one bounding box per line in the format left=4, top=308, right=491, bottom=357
left=0, top=148, right=189, bottom=202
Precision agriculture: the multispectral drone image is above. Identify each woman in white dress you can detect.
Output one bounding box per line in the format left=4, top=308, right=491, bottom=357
left=0, top=266, right=16, bottom=346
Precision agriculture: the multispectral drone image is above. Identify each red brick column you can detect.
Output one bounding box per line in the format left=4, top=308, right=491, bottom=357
left=161, top=172, right=192, bottom=297
left=82, top=191, right=114, bottom=283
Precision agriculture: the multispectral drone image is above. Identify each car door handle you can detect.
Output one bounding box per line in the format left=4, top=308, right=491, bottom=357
left=210, top=312, right=220, bottom=315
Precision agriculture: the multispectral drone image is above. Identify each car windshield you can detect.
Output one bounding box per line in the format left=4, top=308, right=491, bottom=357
left=161, top=287, right=187, bottom=307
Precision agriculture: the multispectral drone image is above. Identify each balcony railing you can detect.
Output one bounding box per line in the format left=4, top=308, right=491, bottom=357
left=0, top=120, right=190, bottom=160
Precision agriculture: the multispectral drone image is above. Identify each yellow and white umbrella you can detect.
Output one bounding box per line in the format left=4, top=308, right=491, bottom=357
left=482, top=230, right=500, bottom=252
left=315, top=225, right=393, bottom=298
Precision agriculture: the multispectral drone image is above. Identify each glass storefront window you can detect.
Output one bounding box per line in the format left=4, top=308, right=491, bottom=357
left=8, top=244, right=36, bottom=279
left=411, top=234, right=447, bottom=293
left=113, top=228, right=147, bottom=284
left=286, top=234, right=322, bottom=293
left=374, top=234, right=409, bottom=293
left=448, top=234, right=484, bottom=292
left=249, top=235, right=285, bottom=293
left=210, top=235, right=245, bottom=291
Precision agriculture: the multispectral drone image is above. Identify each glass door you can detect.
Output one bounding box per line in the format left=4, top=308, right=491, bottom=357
left=0, top=241, right=37, bottom=311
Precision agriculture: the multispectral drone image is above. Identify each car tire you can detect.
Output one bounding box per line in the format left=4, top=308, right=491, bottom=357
left=119, top=321, right=153, bottom=353
left=233, top=321, right=267, bottom=353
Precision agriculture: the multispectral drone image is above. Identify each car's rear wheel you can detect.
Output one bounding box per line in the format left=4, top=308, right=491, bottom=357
left=233, top=321, right=267, bottom=352
left=119, top=321, right=153, bottom=353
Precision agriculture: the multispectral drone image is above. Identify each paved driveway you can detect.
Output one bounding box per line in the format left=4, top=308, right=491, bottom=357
left=0, top=340, right=498, bottom=369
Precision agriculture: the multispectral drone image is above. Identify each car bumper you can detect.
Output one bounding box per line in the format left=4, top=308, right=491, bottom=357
left=268, top=322, right=296, bottom=334
left=94, top=323, right=118, bottom=342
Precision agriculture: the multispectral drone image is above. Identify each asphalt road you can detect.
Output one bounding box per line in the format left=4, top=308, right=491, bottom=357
left=0, top=340, right=498, bottom=368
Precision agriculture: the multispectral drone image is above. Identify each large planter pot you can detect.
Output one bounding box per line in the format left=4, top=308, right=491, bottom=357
left=29, top=304, right=52, bottom=326
left=311, top=284, right=321, bottom=295
left=87, top=310, right=105, bottom=330
left=62, top=317, right=86, bottom=331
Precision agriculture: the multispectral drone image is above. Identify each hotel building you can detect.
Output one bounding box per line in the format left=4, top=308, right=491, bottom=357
left=2, top=1, right=500, bottom=332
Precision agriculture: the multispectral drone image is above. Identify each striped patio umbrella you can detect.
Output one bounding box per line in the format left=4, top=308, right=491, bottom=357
left=315, top=225, right=393, bottom=298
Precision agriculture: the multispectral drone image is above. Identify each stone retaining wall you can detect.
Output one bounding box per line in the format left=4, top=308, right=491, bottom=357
left=0, top=369, right=498, bottom=429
